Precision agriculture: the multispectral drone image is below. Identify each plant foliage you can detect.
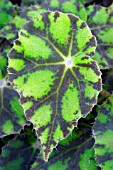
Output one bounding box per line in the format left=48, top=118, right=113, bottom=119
left=0, top=0, right=113, bottom=169
left=8, top=11, right=102, bottom=160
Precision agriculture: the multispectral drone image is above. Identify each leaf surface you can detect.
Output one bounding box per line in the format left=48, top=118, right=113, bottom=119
left=0, top=5, right=46, bottom=44
left=0, top=85, right=26, bottom=137
left=8, top=11, right=102, bottom=161
left=86, top=4, right=113, bottom=69
left=0, top=0, right=87, bottom=44
left=0, top=0, right=14, bottom=29
left=93, top=95, right=113, bottom=169
left=31, top=119, right=99, bottom=170
left=41, top=0, right=87, bottom=21
left=0, top=39, right=12, bottom=80
left=0, top=126, right=39, bottom=170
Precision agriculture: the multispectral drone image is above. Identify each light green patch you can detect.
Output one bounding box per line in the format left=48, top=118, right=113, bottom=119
left=48, top=160, right=69, bottom=170
left=12, top=16, right=27, bottom=29
left=76, top=27, right=92, bottom=50
left=8, top=58, right=25, bottom=71
left=107, top=48, right=113, bottom=59
left=61, top=82, right=81, bottom=122
left=97, top=113, right=110, bottom=124
left=10, top=97, right=24, bottom=117
left=0, top=55, right=7, bottom=70
left=31, top=162, right=39, bottom=169
left=4, top=25, right=11, bottom=31
left=85, top=84, right=98, bottom=99
left=7, top=33, right=15, bottom=39
left=50, top=0, right=59, bottom=7
left=40, top=128, right=49, bottom=144
left=13, top=70, right=55, bottom=100
left=97, top=28, right=113, bottom=44
left=74, top=55, right=92, bottom=65
left=4, top=48, right=10, bottom=54
left=102, top=160, right=113, bottom=169
left=95, top=130, right=113, bottom=156
left=94, top=146, right=106, bottom=156
left=103, top=103, right=111, bottom=110
left=78, top=66, right=99, bottom=83
left=14, top=30, right=52, bottom=60
left=3, top=120, right=14, bottom=135
left=0, top=70, right=2, bottom=80
left=12, top=140, right=23, bottom=148
left=79, top=7, right=87, bottom=22
left=59, top=131, right=82, bottom=146
left=0, top=12, right=10, bottom=28
left=54, top=125, right=63, bottom=142
left=17, top=118, right=26, bottom=126
left=92, top=7, right=108, bottom=24
left=76, top=19, right=83, bottom=27
left=79, top=149, right=97, bottom=170
left=93, top=51, right=108, bottom=69
left=31, top=105, right=52, bottom=129
left=33, top=14, right=45, bottom=30
left=49, top=12, right=71, bottom=45
left=85, top=46, right=96, bottom=56
left=62, top=1, right=77, bottom=14
left=86, top=5, right=94, bottom=16
left=22, top=101, right=33, bottom=111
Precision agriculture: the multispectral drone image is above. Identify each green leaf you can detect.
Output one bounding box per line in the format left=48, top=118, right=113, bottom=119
left=0, top=84, right=26, bottom=137
left=8, top=11, right=102, bottom=161
left=41, top=0, right=87, bottom=21
left=93, top=95, right=113, bottom=169
left=0, top=0, right=14, bottom=29
left=0, top=5, right=47, bottom=44
left=86, top=4, right=113, bottom=69
left=0, top=0, right=87, bottom=44
left=31, top=120, right=99, bottom=170
left=0, top=39, right=12, bottom=80
left=0, top=125, right=40, bottom=170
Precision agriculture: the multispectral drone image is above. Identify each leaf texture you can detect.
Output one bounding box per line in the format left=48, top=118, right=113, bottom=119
left=93, top=95, right=113, bottom=169
left=0, top=85, right=26, bottom=137
left=8, top=11, right=102, bottom=161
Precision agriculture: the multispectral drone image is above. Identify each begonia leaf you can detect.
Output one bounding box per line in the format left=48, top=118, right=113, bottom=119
left=0, top=5, right=46, bottom=44
left=0, top=126, right=39, bottom=170
left=0, top=84, right=26, bottom=137
left=0, top=39, right=12, bottom=80
left=31, top=119, right=99, bottom=170
left=86, top=4, right=113, bottom=69
left=8, top=11, right=102, bottom=161
left=0, top=0, right=14, bottom=29
left=93, top=95, right=113, bottom=170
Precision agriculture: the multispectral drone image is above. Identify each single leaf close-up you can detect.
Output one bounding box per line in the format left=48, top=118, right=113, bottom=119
left=8, top=11, right=102, bottom=161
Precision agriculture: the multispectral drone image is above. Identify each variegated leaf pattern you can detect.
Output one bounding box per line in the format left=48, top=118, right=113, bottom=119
left=0, top=0, right=87, bottom=44
left=93, top=95, right=113, bottom=170
left=0, top=5, right=46, bottom=44
left=0, top=0, right=14, bottom=29
left=31, top=119, right=99, bottom=170
left=86, top=4, right=113, bottom=69
left=8, top=12, right=102, bottom=161
left=0, top=84, right=26, bottom=137
left=0, top=39, right=12, bottom=80
left=0, top=125, right=40, bottom=170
